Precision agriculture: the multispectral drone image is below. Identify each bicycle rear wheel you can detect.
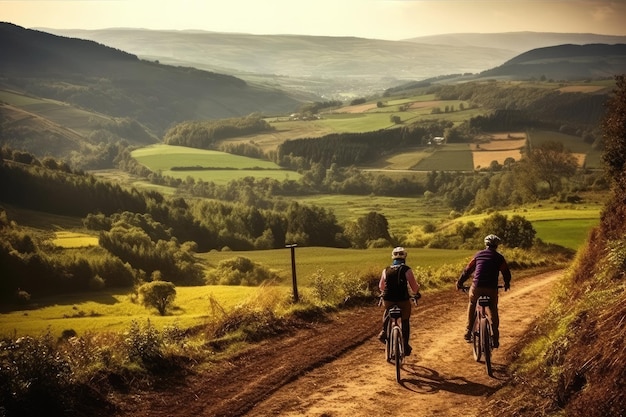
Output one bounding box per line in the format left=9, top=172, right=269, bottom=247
left=481, top=318, right=493, bottom=376
left=472, top=313, right=482, bottom=362
left=385, top=324, right=392, bottom=363
left=392, top=327, right=402, bottom=382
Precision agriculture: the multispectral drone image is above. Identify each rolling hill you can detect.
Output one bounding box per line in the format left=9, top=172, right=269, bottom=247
left=36, top=27, right=515, bottom=97
left=480, top=43, right=626, bottom=80
left=36, top=28, right=626, bottom=97
left=404, top=31, right=626, bottom=54
left=0, top=22, right=303, bottom=135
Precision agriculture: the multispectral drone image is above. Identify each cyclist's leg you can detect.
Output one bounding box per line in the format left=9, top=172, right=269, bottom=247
left=379, top=300, right=394, bottom=343
left=397, top=299, right=412, bottom=355
left=465, top=286, right=478, bottom=341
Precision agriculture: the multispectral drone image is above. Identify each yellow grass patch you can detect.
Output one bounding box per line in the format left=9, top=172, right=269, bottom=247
left=335, top=103, right=379, bottom=113
left=472, top=149, right=522, bottom=169
left=53, top=231, right=99, bottom=248
left=408, top=100, right=445, bottom=109
left=557, top=85, right=606, bottom=93
left=472, top=139, right=526, bottom=151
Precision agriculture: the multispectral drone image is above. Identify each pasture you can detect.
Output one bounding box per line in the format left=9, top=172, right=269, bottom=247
left=411, top=143, right=475, bottom=171
left=0, top=285, right=259, bottom=337
left=52, top=231, right=99, bottom=248
left=131, top=144, right=302, bottom=184
left=294, top=194, right=452, bottom=237
left=0, top=88, right=113, bottom=135
left=199, top=246, right=476, bottom=284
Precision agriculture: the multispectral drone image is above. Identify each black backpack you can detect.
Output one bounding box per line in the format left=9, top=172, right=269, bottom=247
left=383, top=265, right=409, bottom=301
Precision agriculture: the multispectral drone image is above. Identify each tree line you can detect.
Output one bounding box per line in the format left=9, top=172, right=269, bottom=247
left=163, top=113, right=274, bottom=149
left=276, top=121, right=453, bottom=169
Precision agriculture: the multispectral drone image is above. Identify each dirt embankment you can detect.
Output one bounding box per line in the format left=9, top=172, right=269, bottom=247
left=115, top=270, right=561, bottom=417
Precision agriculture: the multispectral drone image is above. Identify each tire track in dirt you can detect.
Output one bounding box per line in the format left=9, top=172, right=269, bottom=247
left=244, top=270, right=561, bottom=417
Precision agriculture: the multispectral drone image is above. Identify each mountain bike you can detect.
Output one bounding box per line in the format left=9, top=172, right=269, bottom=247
left=462, top=286, right=503, bottom=377
left=379, top=295, right=419, bottom=383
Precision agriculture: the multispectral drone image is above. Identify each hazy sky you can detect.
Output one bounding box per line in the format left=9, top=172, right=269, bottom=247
left=3, top=0, right=626, bottom=40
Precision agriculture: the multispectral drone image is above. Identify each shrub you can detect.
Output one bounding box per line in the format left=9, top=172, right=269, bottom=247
left=310, top=268, right=371, bottom=304
left=124, top=320, right=163, bottom=364
left=205, top=256, right=280, bottom=286
left=0, top=332, right=72, bottom=414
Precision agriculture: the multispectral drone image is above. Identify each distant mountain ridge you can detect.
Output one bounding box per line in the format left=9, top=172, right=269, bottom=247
left=37, top=27, right=626, bottom=96
left=404, top=31, right=626, bottom=54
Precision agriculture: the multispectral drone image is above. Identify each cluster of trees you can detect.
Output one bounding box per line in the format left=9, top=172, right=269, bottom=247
left=276, top=121, right=453, bottom=169
left=297, top=100, right=343, bottom=115
left=163, top=114, right=274, bottom=149
left=1, top=150, right=147, bottom=218
left=1, top=147, right=354, bottom=249
left=0, top=211, right=136, bottom=303
left=433, top=82, right=608, bottom=131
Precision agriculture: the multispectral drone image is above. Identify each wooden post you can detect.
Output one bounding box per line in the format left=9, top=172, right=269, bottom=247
left=285, top=244, right=299, bottom=302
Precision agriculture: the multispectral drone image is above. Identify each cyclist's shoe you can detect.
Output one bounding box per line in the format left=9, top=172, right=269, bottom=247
left=404, top=344, right=412, bottom=356
left=378, top=330, right=386, bottom=344
left=463, top=331, right=472, bottom=343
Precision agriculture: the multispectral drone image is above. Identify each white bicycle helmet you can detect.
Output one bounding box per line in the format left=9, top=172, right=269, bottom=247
left=391, top=246, right=407, bottom=260
left=484, top=234, right=501, bottom=248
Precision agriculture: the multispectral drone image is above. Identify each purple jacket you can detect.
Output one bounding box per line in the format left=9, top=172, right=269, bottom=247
left=458, top=248, right=511, bottom=288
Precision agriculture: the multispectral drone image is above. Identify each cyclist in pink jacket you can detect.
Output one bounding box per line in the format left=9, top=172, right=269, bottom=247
left=378, top=247, right=421, bottom=356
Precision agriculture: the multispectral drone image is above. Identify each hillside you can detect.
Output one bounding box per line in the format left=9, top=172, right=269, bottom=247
left=0, top=23, right=303, bottom=135
left=37, top=27, right=514, bottom=97
left=405, top=31, right=626, bottom=55
left=38, top=29, right=626, bottom=98
left=480, top=43, right=626, bottom=80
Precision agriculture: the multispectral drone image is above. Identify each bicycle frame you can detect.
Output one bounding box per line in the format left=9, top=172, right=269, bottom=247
left=472, top=295, right=494, bottom=375
left=462, top=285, right=502, bottom=377
left=385, top=305, right=404, bottom=382
left=379, top=296, right=419, bottom=383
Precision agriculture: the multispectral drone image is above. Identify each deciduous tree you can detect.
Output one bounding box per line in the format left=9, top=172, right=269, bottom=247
left=139, top=280, right=176, bottom=316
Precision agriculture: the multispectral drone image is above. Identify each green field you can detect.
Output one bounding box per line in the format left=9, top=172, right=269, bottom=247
left=0, top=89, right=114, bottom=135
left=444, top=204, right=602, bottom=249
left=0, top=285, right=259, bottom=337
left=532, top=218, right=599, bottom=249
left=412, top=143, right=474, bottom=171
left=295, top=194, right=452, bottom=237
left=199, top=246, right=475, bottom=283
left=131, top=144, right=302, bottom=184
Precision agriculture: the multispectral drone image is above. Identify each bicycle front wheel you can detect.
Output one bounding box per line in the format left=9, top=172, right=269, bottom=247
left=392, top=327, right=402, bottom=383
left=481, top=318, right=493, bottom=376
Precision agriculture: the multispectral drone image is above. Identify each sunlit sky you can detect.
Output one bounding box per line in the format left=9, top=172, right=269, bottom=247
left=3, top=0, right=626, bottom=40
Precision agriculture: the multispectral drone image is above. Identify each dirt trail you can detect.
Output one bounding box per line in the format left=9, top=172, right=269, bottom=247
left=116, top=270, right=560, bottom=417
left=244, top=270, right=560, bottom=417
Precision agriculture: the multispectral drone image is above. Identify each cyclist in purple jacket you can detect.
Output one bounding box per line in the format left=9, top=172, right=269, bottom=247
left=456, top=234, right=511, bottom=348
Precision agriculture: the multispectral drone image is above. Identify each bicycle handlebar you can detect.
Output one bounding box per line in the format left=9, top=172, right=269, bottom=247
left=459, top=285, right=506, bottom=293
left=378, top=293, right=421, bottom=307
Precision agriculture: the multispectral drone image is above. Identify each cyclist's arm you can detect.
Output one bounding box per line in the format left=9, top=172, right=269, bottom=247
left=500, top=259, right=512, bottom=286
left=379, top=269, right=387, bottom=293
left=406, top=268, right=420, bottom=295
left=457, top=257, right=476, bottom=288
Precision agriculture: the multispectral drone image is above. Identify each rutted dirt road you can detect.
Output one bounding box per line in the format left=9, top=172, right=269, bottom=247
left=117, top=270, right=560, bottom=417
